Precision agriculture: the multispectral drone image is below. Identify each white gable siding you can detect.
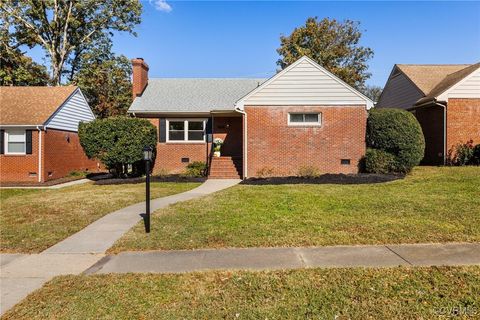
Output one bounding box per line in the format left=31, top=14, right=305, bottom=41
left=45, top=89, right=95, bottom=132
left=243, top=59, right=369, bottom=107
left=442, top=68, right=480, bottom=99
left=376, top=72, right=424, bottom=109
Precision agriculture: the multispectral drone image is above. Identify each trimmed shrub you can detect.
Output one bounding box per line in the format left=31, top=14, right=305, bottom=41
left=366, top=108, right=425, bottom=173
left=79, top=117, right=157, bottom=177
left=364, top=149, right=396, bottom=174
left=184, top=161, right=207, bottom=177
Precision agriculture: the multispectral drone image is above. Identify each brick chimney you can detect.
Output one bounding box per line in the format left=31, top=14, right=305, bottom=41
left=131, top=58, right=149, bottom=99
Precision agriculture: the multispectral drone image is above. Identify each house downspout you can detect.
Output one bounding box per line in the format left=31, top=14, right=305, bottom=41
left=440, top=102, right=447, bottom=165
left=234, top=107, right=247, bottom=179
left=37, top=126, right=42, bottom=183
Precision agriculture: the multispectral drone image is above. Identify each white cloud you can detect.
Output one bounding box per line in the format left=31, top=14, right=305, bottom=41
left=150, top=0, right=172, bottom=13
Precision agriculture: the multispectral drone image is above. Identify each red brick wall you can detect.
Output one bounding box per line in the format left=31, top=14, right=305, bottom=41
left=446, top=98, right=480, bottom=154
left=0, top=130, right=42, bottom=183
left=42, top=129, right=99, bottom=181
left=245, top=106, right=367, bottom=177
left=148, top=118, right=210, bottom=174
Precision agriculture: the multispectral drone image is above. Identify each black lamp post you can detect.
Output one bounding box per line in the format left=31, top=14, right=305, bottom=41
left=143, top=146, right=153, bottom=233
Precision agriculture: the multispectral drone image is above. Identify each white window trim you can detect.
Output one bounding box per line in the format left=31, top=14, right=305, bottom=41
left=287, top=113, right=322, bottom=127
left=166, top=118, right=207, bottom=143
left=4, top=129, right=27, bottom=155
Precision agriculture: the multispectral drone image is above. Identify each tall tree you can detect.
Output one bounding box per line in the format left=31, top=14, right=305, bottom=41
left=362, top=85, right=383, bottom=104
left=0, top=10, right=49, bottom=85
left=72, top=45, right=132, bottom=118
left=277, top=17, right=374, bottom=90
left=1, top=0, right=142, bottom=85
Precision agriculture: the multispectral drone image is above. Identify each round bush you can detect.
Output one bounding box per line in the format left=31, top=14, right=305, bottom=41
left=79, top=117, right=157, bottom=177
left=364, top=148, right=396, bottom=174
left=366, top=108, right=425, bottom=173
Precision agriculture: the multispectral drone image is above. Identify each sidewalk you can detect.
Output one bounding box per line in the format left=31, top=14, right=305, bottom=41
left=0, top=179, right=241, bottom=315
left=85, top=243, right=480, bottom=274
left=0, top=178, right=90, bottom=189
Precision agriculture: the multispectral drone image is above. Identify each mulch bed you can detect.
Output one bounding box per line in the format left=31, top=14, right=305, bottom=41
left=241, top=173, right=404, bottom=185
left=2, top=174, right=92, bottom=187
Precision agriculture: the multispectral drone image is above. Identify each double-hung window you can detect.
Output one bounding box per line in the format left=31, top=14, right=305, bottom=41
left=288, top=113, right=322, bottom=126
left=5, top=130, right=26, bottom=154
left=167, top=119, right=206, bottom=142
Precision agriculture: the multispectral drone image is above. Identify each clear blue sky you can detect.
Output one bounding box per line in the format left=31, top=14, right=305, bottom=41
left=31, top=1, right=480, bottom=87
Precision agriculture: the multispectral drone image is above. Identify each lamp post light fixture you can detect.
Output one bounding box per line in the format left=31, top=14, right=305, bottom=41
left=143, top=146, right=153, bottom=233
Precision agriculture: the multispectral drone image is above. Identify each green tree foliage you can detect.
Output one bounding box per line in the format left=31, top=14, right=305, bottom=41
left=366, top=108, right=425, bottom=173
left=71, top=44, right=132, bottom=118
left=1, top=0, right=142, bottom=85
left=277, top=17, right=374, bottom=90
left=0, top=46, right=49, bottom=86
left=0, top=10, right=49, bottom=85
left=362, top=85, right=383, bottom=104
left=79, top=117, right=157, bottom=177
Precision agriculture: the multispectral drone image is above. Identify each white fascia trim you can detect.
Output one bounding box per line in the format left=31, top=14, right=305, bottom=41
left=235, top=55, right=374, bottom=110
left=0, top=125, right=43, bottom=128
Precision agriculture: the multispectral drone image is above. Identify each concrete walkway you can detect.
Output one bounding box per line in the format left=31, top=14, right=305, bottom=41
left=43, top=179, right=240, bottom=254
left=0, top=179, right=241, bottom=315
left=85, top=243, right=480, bottom=274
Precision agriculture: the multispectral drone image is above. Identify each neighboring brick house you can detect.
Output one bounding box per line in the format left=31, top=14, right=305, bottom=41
left=377, top=63, right=480, bottom=165
left=128, top=56, right=373, bottom=178
left=0, top=86, right=99, bottom=183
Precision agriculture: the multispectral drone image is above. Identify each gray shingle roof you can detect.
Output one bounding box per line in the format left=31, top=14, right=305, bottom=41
left=128, top=78, right=266, bottom=113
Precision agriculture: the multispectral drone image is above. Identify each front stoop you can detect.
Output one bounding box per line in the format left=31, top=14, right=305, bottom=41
left=209, top=156, right=242, bottom=179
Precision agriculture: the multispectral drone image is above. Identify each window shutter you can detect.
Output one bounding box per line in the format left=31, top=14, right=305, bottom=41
left=206, top=117, right=213, bottom=143
left=26, top=130, right=33, bottom=154
left=0, top=130, right=4, bottom=154
left=159, top=118, right=166, bottom=143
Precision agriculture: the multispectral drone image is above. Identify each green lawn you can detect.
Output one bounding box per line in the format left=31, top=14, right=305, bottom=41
left=0, top=182, right=200, bottom=253
left=111, top=167, right=480, bottom=252
left=3, top=266, right=479, bottom=319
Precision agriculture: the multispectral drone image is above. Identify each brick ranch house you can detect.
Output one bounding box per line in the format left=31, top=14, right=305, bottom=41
left=0, top=86, right=98, bottom=183
left=128, top=56, right=373, bottom=179
left=377, top=63, right=480, bottom=165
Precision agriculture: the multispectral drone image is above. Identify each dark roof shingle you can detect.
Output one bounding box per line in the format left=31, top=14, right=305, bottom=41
left=0, top=86, right=77, bottom=125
